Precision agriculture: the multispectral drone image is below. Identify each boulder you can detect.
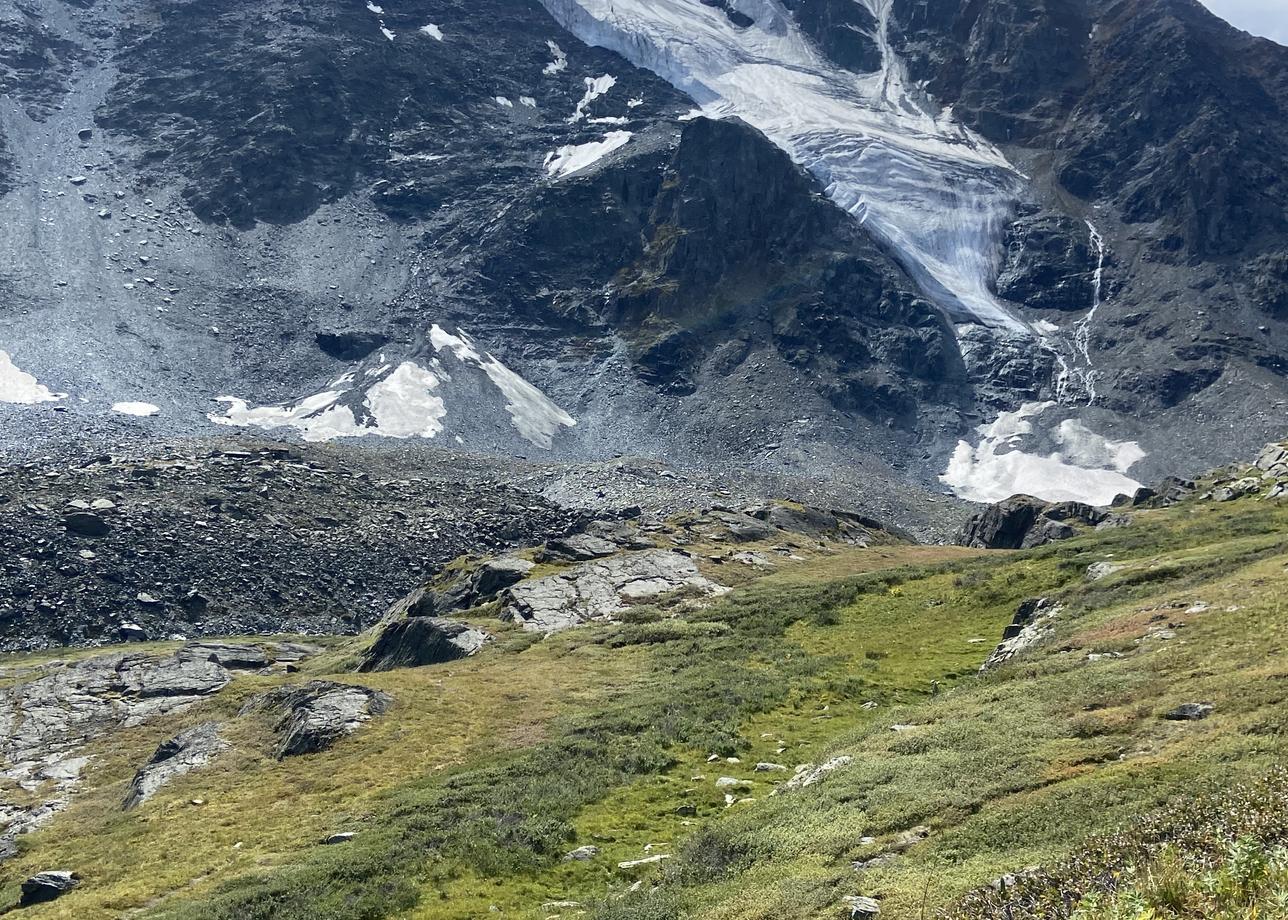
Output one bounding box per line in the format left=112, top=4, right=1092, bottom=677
left=19, top=871, right=79, bottom=906
left=1164, top=702, right=1214, bottom=721
left=1020, top=518, right=1076, bottom=548
left=1254, top=442, right=1288, bottom=475
left=240, top=681, right=392, bottom=758
left=563, top=845, right=599, bottom=861
left=1085, top=561, right=1124, bottom=581
left=63, top=511, right=110, bottom=537
left=957, top=495, right=1105, bottom=549
left=501, top=550, right=723, bottom=633
left=359, top=617, right=490, bottom=672
left=955, top=496, right=1045, bottom=549
left=981, top=597, right=1061, bottom=670
left=1212, top=477, right=1261, bottom=502
left=843, top=895, right=882, bottom=918
left=123, top=721, right=227, bottom=809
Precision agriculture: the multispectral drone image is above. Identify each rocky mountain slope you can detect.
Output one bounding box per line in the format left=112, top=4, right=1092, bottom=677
left=1, top=0, right=1285, bottom=509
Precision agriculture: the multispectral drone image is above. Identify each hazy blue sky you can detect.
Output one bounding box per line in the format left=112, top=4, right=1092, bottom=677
left=1199, top=0, right=1288, bottom=44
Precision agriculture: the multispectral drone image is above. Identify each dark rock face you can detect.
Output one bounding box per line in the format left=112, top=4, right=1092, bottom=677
left=956, top=496, right=1045, bottom=549
left=602, top=117, right=965, bottom=420
left=359, top=617, right=490, bottom=672
left=400, top=556, right=537, bottom=620
left=781, top=0, right=880, bottom=72
left=995, top=210, right=1102, bottom=312
left=240, top=680, right=392, bottom=758
left=97, top=0, right=686, bottom=228
left=956, top=495, right=1106, bottom=549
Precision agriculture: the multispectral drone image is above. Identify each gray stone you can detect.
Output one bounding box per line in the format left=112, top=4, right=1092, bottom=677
left=501, top=550, right=723, bottom=633
left=20, top=870, right=79, bottom=906
left=1020, top=518, right=1076, bottom=548
left=123, top=721, right=227, bottom=809
left=775, top=756, right=852, bottom=794
left=563, top=845, right=599, bottom=861
left=179, top=642, right=269, bottom=670
left=241, top=680, right=391, bottom=758
left=359, top=617, right=490, bottom=672
left=324, top=832, right=357, bottom=844
left=1164, top=702, right=1214, bottom=721
left=843, top=895, right=881, bottom=918
left=400, top=556, right=535, bottom=618
left=63, top=511, right=110, bottom=537
left=539, top=533, right=619, bottom=561
left=1085, top=561, right=1124, bottom=581
left=981, top=597, right=1063, bottom=671
left=1212, top=476, right=1262, bottom=502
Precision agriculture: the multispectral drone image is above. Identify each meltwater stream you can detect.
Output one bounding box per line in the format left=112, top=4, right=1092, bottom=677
left=540, top=0, right=1030, bottom=332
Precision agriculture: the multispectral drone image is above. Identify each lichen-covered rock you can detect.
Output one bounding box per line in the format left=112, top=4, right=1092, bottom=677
left=399, top=557, right=536, bottom=619
left=501, top=550, right=723, bottom=633
left=0, top=651, right=232, bottom=855
left=123, top=722, right=228, bottom=809
left=359, top=618, right=490, bottom=672
left=241, top=681, right=391, bottom=758
left=981, top=597, right=1062, bottom=671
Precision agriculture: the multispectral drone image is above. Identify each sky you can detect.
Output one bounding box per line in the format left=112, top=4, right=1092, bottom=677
left=1199, top=0, right=1288, bottom=44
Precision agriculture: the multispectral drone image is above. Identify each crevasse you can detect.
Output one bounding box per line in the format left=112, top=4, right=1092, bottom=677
left=539, top=0, right=1030, bottom=332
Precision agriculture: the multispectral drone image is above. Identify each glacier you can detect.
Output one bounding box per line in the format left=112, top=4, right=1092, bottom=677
left=539, top=0, right=1029, bottom=332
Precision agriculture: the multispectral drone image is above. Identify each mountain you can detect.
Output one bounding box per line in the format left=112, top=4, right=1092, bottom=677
left=2, top=0, right=1286, bottom=509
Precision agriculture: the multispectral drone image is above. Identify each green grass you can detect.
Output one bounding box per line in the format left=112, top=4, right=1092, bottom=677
left=2, top=493, right=1286, bottom=920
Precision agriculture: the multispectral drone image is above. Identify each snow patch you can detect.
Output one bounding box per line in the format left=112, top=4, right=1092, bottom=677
left=112, top=402, right=160, bottom=417
left=209, top=361, right=446, bottom=442
left=365, top=362, right=447, bottom=438
left=568, top=74, right=616, bottom=123
left=543, top=40, right=568, bottom=75
left=380, top=24, right=396, bottom=40
left=544, top=131, right=633, bottom=178
left=366, top=1, right=384, bottom=13
left=429, top=325, right=576, bottom=448
left=0, top=351, right=63, bottom=404
left=520, top=96, right=538, bottom=107
left=941, top=402, right=1145, bottom=506
left=419, top=23, right=443, bottom=40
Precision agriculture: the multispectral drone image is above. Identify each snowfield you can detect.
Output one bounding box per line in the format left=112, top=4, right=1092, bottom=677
left=941, top=402, right=1146, bottom=505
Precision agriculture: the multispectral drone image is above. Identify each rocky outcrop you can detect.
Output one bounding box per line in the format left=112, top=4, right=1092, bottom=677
left=178, top=642, right=270, bottom=671
left=957, top=496, right=1107, bottom=549
left=122, top=722, right=228, bottom=810
left=0, top=651, right=233, bottom=856
left=396, top=557, right=537, bottom=620
left=981, top=597, right=1063, bottom=671
left=241, top=681, right=391, bottom=759
left=359, top=618, right=491, bottom=673
left=501, top=550, right=724, bottom=633
left=995, top=210, right=1103, bottom=312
